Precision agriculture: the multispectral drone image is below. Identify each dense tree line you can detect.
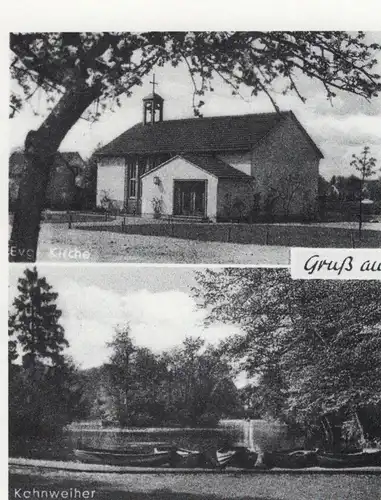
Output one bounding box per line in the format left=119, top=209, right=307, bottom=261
left=194, top=268, right=381, bottom=451
left=319, top=146, right=379, bottom=204
left=81, top=328, right=242, bottom=427
left=318, top=146, right=380, bottom=224
left=319, top=175, right=381, bottom=203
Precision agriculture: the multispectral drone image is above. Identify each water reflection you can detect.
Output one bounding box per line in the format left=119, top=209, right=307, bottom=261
left=69, top=419, right=300, bottom=454
left=220, top=419, right=299, bottom=451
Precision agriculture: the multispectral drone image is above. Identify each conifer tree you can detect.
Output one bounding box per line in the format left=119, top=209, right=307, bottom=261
left=9, top=268, right=87, bottom=441
left=9, top=267, right=68, bottom=369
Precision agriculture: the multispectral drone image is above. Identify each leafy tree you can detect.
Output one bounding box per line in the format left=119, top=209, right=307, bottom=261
left=350, top=146, right=379, bottom=235
left=318, top=175, right=333, bottom=219
left=9, top=360, right=86, bottom=445
left=318, top=175, right=331, bottom=198
left=164, top=337, right=241, bottom=426
left=367, top=179, right=381, bottom=201
left=330, top=175, right=362, bottom=202
left=92, top=332, right=241, bottom=427
left=194, top=268, right=381, bottom=449
left=9, top=31, right=381, bottom=261
left=351, top=146, right=378, bottom=183
left=83, top=144, right=102, bottom=209
left=106, top=325, right=136, bottom=425
left=264, top=170, right=307, bottom=219
left=105, top=325, right=168, bottom=426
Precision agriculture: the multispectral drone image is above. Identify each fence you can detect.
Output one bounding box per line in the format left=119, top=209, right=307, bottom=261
left=319, top=199, right=377, bottom=222
left=79, top=222, right=381, bottom=248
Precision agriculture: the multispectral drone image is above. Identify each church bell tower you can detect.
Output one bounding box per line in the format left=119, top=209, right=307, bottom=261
left=143, top=75, right=164, bottom=125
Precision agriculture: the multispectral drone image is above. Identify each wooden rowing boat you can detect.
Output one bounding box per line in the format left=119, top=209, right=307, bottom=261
left=263, top=450, right=318, bottom=469
left=74, top=448, right=171, bottom=467
left=74, top=443, right=381, bottom=469
left=216, top=447, right=258, bottom=468
left=74, top=442, right=171, bottom=467
left=167, top=447, right=205, bottom=468
left=317, top=449, right=381, bottom=468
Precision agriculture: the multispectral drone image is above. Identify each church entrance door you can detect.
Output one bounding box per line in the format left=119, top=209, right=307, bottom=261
left=173, top=180, right=206, bottom=218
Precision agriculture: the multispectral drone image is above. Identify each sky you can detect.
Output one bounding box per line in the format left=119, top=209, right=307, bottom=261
left=8, top=265, right=243, bottom=371
left=9, top=32, right=381, bottom=181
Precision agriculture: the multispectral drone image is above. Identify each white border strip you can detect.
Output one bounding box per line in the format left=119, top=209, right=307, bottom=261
left=291, top=248, right=381, bottom=280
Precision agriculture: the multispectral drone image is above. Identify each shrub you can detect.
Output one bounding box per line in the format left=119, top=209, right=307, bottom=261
left=196, top=411, right=220, bottom=427
left=263, top=191, right=278, bottom=222
left=230, top=198, right=246, bottom=222
left=151, top=197, right=163, bottom=218
left=248, top=193, right=261, bottom=223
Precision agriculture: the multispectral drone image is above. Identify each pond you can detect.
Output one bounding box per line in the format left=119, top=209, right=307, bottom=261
left=68, top=419, right=301, bottom=457
left=10, top=419, right=302, bottom=461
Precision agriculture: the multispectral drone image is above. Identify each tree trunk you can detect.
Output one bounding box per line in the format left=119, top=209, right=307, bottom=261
left=320, top=417, right=331, bottom=448
left=9, top=83, right=100, bottom=262
left=324, top=414, right=342, bottom=452
left=321, top=415, right=341, bottom=452
left=354, top=409, right=366, bottom=446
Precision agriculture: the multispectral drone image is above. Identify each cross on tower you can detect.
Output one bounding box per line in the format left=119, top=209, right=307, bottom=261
left=143, top=75, right=164, bottom=125
left=150, top=74, right=158, bottom=94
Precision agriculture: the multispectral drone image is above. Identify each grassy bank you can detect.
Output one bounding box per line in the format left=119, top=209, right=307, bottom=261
left=78, top=222, right=381, bottom=248
left=9, top=467, right=381, bottom=500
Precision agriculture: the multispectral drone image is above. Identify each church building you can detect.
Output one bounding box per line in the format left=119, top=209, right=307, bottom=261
left=96, top=91, right=323, bottom=221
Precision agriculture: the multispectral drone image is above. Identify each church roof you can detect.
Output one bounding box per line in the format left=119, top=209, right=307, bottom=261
left=97, top=110, right=323, bottom=158
left=142, top=153, right=252, bottom=180
left=182, top=154, right=251, bottom=179
left=142, top=92, right=164, bottom=101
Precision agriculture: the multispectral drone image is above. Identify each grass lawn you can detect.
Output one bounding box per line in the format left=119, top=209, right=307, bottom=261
left=35, top=224, right=290, bottom=264
left=77, top=220, right=381, bottom=249
left=9, top=467, right=381, bottom=500
left=9, top=218, right=381, bottom=264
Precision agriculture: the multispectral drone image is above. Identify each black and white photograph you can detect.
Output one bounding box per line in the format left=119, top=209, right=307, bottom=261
left=8, top=265, right=381, bottom=499
left=6, top=23, right=381, bottom=500
left=8, top=31, right=381, bottom=264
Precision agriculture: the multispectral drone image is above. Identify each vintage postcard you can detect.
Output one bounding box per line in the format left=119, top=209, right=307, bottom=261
left=6, top=22, right=381, bottom=500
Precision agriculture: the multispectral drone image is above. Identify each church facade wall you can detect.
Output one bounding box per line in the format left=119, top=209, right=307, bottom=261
left=216, top=179, right=256, bottom=220
left=141, top=157, right=218, bottom=220
left=251, top=115, right=320, bottom=218
left=95, top=111, right=321, bottom=221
